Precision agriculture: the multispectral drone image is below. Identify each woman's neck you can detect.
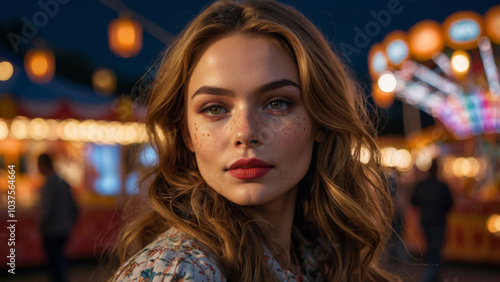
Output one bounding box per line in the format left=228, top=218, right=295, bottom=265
left=244, top=185, right=298, bottom=271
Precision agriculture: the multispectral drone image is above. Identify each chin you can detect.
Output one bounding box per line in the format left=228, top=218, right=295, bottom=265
left=232, top=186, right=292, bottom=207
left=217, top=185, right=274, bottom=206
left=232, top=194, right=273, bottom=207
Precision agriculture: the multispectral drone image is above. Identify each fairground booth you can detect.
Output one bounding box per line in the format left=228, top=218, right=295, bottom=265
left=368, top=5, right=500, bottom=265
left=0, top=17, right=152, bottom=268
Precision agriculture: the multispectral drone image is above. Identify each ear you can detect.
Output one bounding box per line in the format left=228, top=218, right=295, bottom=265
left=182, top=124, right=195, bottom=153
left=314, top=126, right=326, bottom=142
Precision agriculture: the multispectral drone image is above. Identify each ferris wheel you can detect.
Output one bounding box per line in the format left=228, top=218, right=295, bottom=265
left=369, top=5, right=500, bottom=140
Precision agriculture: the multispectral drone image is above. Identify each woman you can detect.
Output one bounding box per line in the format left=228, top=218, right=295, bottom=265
left=112, top=0, right=398, bottom=281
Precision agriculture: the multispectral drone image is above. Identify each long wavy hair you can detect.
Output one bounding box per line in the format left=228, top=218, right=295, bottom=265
left=114, top=0, right=399, bottom=281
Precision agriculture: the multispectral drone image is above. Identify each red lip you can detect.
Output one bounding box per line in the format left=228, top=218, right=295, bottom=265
left=227, top=158, right=273, bottom=180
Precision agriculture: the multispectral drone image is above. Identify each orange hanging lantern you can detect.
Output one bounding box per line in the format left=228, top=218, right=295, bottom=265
left=108, top=17, right=143, bottom=58
left=24, top=48, right=55, bottom=84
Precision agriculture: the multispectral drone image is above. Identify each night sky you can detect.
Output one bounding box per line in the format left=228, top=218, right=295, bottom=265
left=1, top=0, right=499, bottom=135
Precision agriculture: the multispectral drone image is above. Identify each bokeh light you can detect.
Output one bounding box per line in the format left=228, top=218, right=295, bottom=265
left=24, top=48, right=56, bottom=84
left=60, top=119, right=80, bottom=141
left=3, top=112, right=161, bottom=145
left=450, top=50, right=470, bottom=75
left=372, top=83, right=394, bottom=108
left=484, top=5, right=500, bottom=45
left=381, top=147, right=398, bottom=167
left=0, top=120, right=8, bottom=140
left=108, top=17, right=143, bottom=58
left=10, top=116, right=29, bottom=139
left=408, top=20, right=444, bottom=61
left=378, top=72, right=397, bottom=93
left=43, top=119, right=58, bottom=141
left=0, top=61, right=14, bottom=81
left=486, top=214, right=500, bottom=234
left=28, top=118, right=50, bottom=140
left=415, top=150, right=433, bottom=171
left=450, top=157, right=481, bottom=178
left=92, top=68, right=117, bottom=95
left=384, top=31, right=409, bottom=66
left=359, top=146, right=371, bottom=164
left=393, top=149, right=412, bottom=171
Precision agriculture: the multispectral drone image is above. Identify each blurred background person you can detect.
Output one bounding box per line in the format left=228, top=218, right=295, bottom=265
left=411, top=158, right=454, bottom=282
left=387, top=168, right=408, bottom=262
left=38, top=153, right=79, bottom=282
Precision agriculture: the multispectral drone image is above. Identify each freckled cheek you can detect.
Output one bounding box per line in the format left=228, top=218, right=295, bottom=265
left=276, top=118, right=314, bottom=150
left=195, top=132, right=220, bottom=148
left=189, top=122, right=224, bottom=150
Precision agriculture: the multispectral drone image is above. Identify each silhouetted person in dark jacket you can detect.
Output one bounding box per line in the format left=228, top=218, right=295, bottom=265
left=38, top=153, right=79, bottom=282
left=411, top=158, right=453, bottom=282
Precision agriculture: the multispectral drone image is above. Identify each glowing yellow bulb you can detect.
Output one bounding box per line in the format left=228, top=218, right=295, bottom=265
left=450, top=50, right=470, bottom=75
left=415, top=151, right=432, bottom=172
left=466, top=157, right=479, bottom=178
left=394, top=149, right=412, bottom=171
left=486, top=214, right=500, bottom=234
left=459, top=158, right=472, bottom=177
left=28, top=118, right=50, bottom=140
left=381, top=147, right=398, bottom=167
left=0, top=120, right=8, bottom=140
left=62, top=119, right=80, bottom=141
left=0, top=61, right=14, bottom=81
left=46, top=119, right=59, bottom=140
left=377, top=72, right=397, bottom=93
left=452, top=157, right=465, bottom=177
left=359, top=146, right=371, bottom=164
left=10, top=117, right=29, bottom=139
left=0, top=116, right=150, bottom=143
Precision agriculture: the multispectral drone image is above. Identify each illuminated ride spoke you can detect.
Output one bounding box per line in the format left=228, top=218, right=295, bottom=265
left=368, top=6, right=500, bottom=139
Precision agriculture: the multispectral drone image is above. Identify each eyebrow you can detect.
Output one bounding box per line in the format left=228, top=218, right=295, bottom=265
left=191, top=79, right=301, bottom=100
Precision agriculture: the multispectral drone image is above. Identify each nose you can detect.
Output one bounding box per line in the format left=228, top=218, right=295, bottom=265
left=231, top=109, right=262, bottom=148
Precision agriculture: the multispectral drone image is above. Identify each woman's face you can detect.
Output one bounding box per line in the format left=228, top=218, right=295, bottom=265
left=184, top=34, right=319, bottom=207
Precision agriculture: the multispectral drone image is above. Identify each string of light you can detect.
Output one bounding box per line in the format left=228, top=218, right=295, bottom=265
left=0, top=116, right=147, bottom=144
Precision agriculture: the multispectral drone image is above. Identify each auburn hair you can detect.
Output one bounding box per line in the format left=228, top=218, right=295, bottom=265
left=113, top=1, right=399, bottom=281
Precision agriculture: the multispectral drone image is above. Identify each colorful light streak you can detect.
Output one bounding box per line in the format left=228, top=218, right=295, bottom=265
left=368, top=6, right=500, bottom=139
left=478, top=37, right=500, bottom=96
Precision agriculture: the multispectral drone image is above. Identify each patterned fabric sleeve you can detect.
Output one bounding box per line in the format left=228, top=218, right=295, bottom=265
left=113, top=226, right=321, bottom=281
left=112, top=228, right=225, bottom=282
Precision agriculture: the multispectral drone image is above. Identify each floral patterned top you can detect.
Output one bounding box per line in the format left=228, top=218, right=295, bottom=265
left=113, top=227, right=323, bottom=281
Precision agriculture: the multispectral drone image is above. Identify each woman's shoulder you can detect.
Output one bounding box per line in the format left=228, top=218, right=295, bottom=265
left=113, top=227, right=225, bottom=281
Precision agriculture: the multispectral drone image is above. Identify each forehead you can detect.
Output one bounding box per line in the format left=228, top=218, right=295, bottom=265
left=187, top=34, right=299, bottom=91
left=201, top=34, right=290, bottom=63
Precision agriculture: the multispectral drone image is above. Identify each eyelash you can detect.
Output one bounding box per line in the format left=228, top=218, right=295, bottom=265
left=200, top=102, right=227, bottom=116
left=199, top=97, right=294, bottom=117
left=263, top=97, right=294, bottom=112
